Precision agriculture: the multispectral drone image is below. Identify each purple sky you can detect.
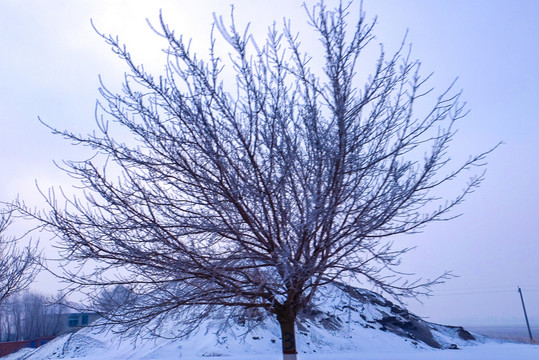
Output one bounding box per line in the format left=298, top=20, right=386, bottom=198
left=1, top=0, right=537, bottom=327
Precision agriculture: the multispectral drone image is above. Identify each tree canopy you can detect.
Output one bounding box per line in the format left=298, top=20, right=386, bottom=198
left=23, top=2, right=495, bottom=358
left=0, top=209, right=39, bottom=305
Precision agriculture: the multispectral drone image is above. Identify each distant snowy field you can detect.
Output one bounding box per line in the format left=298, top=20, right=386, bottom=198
left=466, top=325, right=539, bottom=343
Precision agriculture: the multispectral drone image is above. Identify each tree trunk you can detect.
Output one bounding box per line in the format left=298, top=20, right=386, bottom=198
left=277, top=311, right=298, bottom=360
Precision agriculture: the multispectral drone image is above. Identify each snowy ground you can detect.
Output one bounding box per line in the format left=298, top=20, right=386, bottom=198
left=4, top=341, right=538, bottom=360
left=2, top=284, right=538, bottom=359
left=186, top=343, right=539, bottom=360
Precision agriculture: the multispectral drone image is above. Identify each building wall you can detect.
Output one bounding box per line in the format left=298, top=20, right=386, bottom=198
left=57, top=313, right=101, bottom=334
left=0, top=337, right=55, bottom=357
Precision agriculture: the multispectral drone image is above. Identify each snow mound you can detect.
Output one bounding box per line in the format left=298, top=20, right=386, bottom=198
left=4, top=283, right=483, bottom=359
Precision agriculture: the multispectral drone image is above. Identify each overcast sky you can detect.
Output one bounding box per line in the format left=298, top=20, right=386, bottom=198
left=1, top=0, right=538, bottom=328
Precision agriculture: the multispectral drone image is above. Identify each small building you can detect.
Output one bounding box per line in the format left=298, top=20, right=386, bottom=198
left=58, top=312, right=101, bottom=333
left=0, top=313, right=101, bottom=357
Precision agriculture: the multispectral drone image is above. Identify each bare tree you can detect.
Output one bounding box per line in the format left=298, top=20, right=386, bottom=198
left=23, top=2, right=496, bottom=358
left=0, top=209, right=39, bottom=305
left=0, top=291, right=66, bottom=341
left=93, top=285, right=134, bottom=315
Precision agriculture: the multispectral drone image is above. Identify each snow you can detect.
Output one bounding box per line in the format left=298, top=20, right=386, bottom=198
left=3, top=338, right=538, bottom=360
left=2, top=284, right=538, bottom=359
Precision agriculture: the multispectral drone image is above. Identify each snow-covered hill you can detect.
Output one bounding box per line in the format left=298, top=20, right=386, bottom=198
left=0, top=283, right=503, bottom=359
